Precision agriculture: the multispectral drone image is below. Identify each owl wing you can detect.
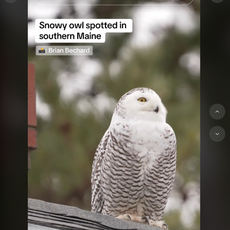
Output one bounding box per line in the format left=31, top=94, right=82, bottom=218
left=91, top=129, right=110, bottom=213
left=147, top=124, right=177, bottom=220
left=154, top=123, right=177, bottom=191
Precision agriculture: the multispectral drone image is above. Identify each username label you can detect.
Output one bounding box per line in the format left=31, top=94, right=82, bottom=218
left=36, top=46, right=93, bottom=55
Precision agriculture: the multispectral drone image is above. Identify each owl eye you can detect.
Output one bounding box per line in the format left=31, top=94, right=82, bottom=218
left=137, top=97, right=147, bottom=102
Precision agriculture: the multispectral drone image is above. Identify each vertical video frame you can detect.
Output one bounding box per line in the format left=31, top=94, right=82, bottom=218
left=28, top=1, right=200, bottom=230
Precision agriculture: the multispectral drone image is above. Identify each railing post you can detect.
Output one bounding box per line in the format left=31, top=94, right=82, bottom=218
left=28, top=63, right=37, bottom=169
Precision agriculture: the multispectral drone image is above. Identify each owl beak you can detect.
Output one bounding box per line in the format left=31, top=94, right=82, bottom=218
left=154, top=106, right=159, bottom=113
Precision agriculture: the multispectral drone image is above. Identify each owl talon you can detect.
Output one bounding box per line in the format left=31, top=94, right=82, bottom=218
left=116, top=214, right=132, bottom=221
left=117, top=214, right=146, bottom=223
left=148, top=219, right=168, bottom=229
left=141, top=216, right=150, bottom=224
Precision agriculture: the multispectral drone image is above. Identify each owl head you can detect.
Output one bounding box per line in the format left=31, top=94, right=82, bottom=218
left=113, top=87, right=167, bottom=123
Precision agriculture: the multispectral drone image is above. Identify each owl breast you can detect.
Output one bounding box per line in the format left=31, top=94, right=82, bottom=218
left=101, top=120, right=177, bottom=221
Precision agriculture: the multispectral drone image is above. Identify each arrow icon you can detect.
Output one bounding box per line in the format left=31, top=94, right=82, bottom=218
left=215, top=110, right=220, bottom=113
left=210, top=126, right=225, bottom=142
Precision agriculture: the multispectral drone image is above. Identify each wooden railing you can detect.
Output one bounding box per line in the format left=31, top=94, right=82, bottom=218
left=28, top=63, right=37, bottom=169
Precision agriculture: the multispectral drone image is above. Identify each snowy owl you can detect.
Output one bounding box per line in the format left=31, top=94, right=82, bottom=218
left=91, top=87, right=177, bottom=229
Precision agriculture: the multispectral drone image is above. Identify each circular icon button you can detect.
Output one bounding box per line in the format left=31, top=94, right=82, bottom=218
left=209, top=104, right=225, bottom=120
left=4, top=0, right=17, bottom=3
left=209, top=126, right=225, bottom=142
left=211, top=0, right=223, bottom=3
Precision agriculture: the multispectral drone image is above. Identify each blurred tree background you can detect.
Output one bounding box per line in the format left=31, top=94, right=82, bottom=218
left=28, top=0, right=200, bottom=230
